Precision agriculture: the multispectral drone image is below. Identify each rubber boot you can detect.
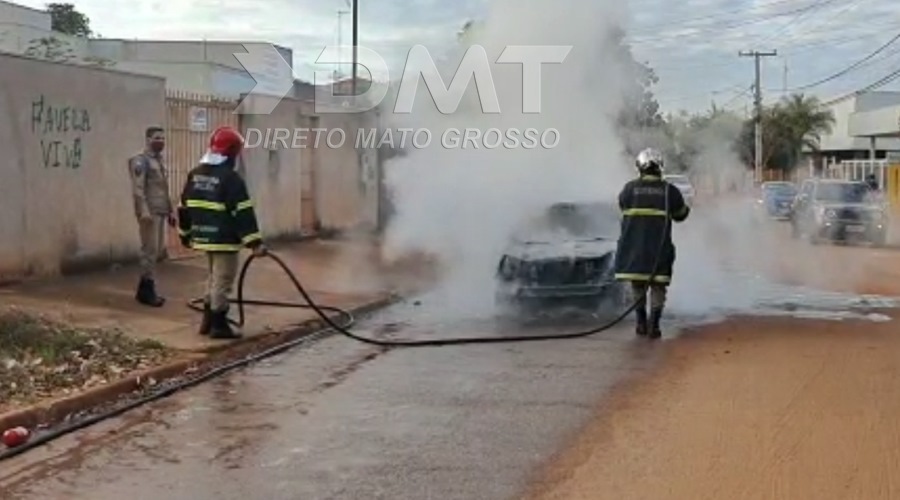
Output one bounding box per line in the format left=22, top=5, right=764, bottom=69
left=198, top=301, right=212, bottom=336
left=135, top=277, right=165, bottom=307
left=209, top=308, right=242, bottom=340
left=648, top=307, right=663, bottom=339
left=635, top=301, right=648, bottom=336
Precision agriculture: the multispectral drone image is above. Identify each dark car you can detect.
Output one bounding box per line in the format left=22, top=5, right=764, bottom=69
left=494, top=201, right=628, bottom=318
left=789, top=178, right=888, bottom=246
left=757, top=181, right=797, bottom=219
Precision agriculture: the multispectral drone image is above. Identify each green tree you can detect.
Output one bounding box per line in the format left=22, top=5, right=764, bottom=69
left=737, top=93, right=834, bottom=172
left=46, top=3, right=92, bottom=37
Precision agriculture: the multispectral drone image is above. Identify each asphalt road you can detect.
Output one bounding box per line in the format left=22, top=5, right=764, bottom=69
left=0, top=308, right=660, bottom=500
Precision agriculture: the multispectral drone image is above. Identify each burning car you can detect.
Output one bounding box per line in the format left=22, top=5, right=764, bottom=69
left=494, top=201, right=628, bottom=318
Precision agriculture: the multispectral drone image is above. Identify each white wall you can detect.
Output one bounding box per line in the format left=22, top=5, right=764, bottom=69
left=819, top=93, right=900, bottom=151
left=0, top=52, right=166, bottom=279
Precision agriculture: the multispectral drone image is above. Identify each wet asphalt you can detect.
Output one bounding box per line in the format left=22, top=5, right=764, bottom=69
left=0, top=306, right=663, bottom=500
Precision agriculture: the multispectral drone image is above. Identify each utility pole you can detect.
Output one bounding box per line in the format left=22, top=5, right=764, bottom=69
left=351, top=0, right=358, bottom=96
left=337, top=9, right=348, bottom=80
left=782, top=58, right=788, bottom=92
left=740, top=49, right=777, bottom=183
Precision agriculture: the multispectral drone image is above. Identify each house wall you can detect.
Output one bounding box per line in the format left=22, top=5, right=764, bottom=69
left=0, top=52, right=166, bottom=279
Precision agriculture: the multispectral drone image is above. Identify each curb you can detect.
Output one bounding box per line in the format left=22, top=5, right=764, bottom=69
left=0, top=293, right=400, bottom=432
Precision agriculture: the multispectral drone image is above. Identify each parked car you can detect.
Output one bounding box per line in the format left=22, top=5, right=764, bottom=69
left=757, top=181, right=798, bottom=219
left=494, top=201, right=628, bottom=318
left=664, top=174, right=695, bottom=206
left=789, top=178, right=888, bottom=246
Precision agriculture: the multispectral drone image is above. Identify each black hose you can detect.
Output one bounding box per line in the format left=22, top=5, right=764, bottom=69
left=0, top=176, right=673, bottom=460
left=200, top=182, right=673, bottom=347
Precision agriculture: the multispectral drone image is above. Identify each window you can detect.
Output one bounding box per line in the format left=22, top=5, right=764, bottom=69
left=814, top=183, right=870, bottom=203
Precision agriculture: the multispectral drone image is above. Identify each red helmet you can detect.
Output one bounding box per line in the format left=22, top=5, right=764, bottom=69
left=209, top=126, right=244, bottom=157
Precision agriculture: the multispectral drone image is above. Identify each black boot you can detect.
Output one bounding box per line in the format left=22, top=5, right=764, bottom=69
left=648, top=308, right=663, bottom=339
left=198, top=301, right=212, bottom=336
left=209, top=308, right=242, bottom=340
left=635, top=301, right=648, bottom=336
left=135, top=277, right=165, bottom=307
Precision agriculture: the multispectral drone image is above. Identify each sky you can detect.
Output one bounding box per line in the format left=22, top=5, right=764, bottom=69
left=11, top=0, right=900, bottom=115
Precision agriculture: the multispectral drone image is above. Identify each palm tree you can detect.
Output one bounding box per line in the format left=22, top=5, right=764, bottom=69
left=779, top=93, right=835, bottom=153
left=744, top=93, right=835, bottom=172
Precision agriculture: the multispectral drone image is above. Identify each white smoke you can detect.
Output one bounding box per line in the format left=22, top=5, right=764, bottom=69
left=378, top=0, right=637, bottom=321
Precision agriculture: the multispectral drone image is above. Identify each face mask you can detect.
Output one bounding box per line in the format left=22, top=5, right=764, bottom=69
left=149, top=140, right=165, bottom=153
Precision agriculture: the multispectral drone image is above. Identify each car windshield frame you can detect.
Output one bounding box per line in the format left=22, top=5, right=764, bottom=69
left=763, top=183, right=797, bottom=197
left=814, top=182, right=872, bottom=203
left=517, top=202, right=621, bottom=242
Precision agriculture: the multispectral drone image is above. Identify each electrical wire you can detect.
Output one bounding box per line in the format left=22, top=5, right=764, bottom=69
left=780, top=31, right=900, bottom=91
left=820, top=62, right=900, bottom=105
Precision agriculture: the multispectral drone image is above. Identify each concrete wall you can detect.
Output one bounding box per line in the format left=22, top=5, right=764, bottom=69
left=87, top=40, right=293, bottom=72
left=239, top=97, right=308, bottom=239
left=0, top=0, right=50, bottom=30
left=306, top=105, right=380, bottom=233
left=239, top=95, right=381, bottom=236
left=0, top=53, right=166, bottom=279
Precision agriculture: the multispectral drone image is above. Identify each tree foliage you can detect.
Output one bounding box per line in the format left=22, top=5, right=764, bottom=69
left=736, top=93, right=834, bottom=171
left=46, top=3, right=92, bottom=37
left=24, top=4, right=114, bottom=67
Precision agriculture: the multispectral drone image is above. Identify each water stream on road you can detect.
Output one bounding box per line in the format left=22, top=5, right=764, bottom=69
left=372, top=269, right=899, bottom=339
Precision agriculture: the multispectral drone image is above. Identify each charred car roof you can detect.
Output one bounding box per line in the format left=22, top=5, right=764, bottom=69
left=503, top=201, right=620, bottom=261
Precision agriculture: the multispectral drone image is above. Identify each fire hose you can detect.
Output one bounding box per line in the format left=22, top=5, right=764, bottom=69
left=0, top=190, right=672, bottom=461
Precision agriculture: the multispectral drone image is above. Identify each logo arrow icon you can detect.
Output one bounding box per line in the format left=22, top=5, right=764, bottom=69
left=233, top=43, right=295, bottom=115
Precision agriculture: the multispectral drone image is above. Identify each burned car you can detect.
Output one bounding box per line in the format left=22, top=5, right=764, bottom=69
left=494, top=201, right=628, bottom=317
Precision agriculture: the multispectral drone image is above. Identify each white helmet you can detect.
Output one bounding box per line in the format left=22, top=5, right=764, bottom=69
left=635, top=148, right=664, bottom=173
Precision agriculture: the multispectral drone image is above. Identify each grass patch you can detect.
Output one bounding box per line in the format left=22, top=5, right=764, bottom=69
left=0, top=309, right=173, bottom=410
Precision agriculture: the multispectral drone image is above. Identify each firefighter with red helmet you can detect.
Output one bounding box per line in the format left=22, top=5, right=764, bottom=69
left=177, top=126, right=267, bottom=339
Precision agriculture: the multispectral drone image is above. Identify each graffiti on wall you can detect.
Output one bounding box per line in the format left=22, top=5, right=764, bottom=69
left=31, top=94, right=91, bottom=169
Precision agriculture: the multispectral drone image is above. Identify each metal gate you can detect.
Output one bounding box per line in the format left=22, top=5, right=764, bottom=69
left=163, top=90, right=240, bottom=259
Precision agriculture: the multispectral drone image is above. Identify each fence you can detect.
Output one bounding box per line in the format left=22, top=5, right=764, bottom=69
left=163, top=90, right=240, bottom=258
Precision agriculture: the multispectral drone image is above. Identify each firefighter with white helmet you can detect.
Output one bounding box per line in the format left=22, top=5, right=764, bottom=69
left=177, top=126, right=267, bottom=340
left=613, top=148, right=690, bottom=339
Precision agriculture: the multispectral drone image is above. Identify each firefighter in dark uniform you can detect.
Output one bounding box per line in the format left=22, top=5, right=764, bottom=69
left=177, top=126, right=267, bottom=340
left=614, top=148, right=690, bottom=339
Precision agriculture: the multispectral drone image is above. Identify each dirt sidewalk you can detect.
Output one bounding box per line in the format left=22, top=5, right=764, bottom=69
left=0, top=238, right=430, bottom=428
left=525, top=227, right=900, bottom=500
left=0, top=239, right=419, bottom=352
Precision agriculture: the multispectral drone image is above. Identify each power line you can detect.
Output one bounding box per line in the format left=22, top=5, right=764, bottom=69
left=822, top=67, right=900, bottom=105
left=646, top=22, right=900, bottom=72
left=627, top=1, right=844, bottom=45
left=777, top=32, right=900, bottom=92
left=752, top=0, right=842, bottom=47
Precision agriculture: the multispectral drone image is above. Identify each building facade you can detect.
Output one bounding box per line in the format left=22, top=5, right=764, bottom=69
left=0, top=0, right=298, bottom=99
left=815, top=91, right=900, bottom=162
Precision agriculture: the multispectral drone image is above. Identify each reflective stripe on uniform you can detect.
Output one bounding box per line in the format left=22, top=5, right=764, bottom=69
left=674, top=205, right=689, bottom=218
left=241, top=232, right=262, bottom=244
left=235, top=200, right=253, bottom=211
left=191, top=242, right=242, bottom=251
left=615, top=273, right=671, bottom=283
left=186, top=199, right=227, bottom=211
left=177, top=227, right=190, bottom=236
left=622, top=208, right=668, bottom=217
